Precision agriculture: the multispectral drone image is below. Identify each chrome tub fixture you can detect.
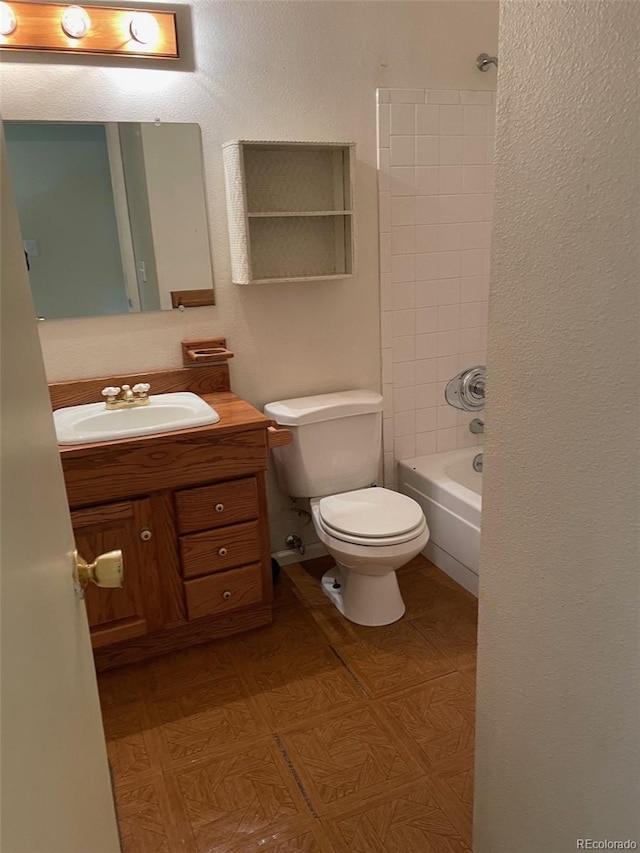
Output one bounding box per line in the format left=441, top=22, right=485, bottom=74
left=445, top=365, right=486, bottom=412
left=477, top=53, right=498, bottom=72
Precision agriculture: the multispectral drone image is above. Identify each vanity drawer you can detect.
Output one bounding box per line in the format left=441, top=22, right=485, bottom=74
left=180, top=521, right=261, bottom=578
left=175, top=476, right=259, bottom=534
left=184, top=564, right=263, bottom=620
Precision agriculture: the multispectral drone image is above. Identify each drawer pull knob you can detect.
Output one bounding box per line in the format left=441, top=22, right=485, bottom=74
left=140, top=527, right=153, bottom=541
left=218, top=547, right=228, bottom=557
left=215, top=503, right=225, bottom=512
left=222, top=590, right=232, bottom=600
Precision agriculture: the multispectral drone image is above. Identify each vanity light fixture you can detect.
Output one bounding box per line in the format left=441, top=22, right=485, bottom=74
left=0, top=1, right=179, bottom=58
left=0, top=2, right=17, bottom=36
left=60, top=4, right=90, bottom=38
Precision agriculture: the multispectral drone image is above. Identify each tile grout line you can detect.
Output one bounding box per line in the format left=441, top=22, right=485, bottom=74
left=327, top=644, right=372, bottom=698
left=272, top=734, right=319, bottom=819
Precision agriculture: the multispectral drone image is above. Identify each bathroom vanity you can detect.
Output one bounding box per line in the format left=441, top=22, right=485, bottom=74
left=50, top=363, right=280, bottom=670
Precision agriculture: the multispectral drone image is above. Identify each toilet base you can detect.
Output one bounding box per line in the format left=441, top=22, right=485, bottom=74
left=321, top=565, right=406, bottom=627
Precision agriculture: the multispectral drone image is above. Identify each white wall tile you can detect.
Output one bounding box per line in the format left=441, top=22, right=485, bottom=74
left=394, top=410, right=416, bottom=437
left=415, top=333, right=438, bottom=360
left=415, top=166, right=439, bottom=195
left=391, top=226, right=416, bottom=255
left=416, top=104, right=439, bottom=135
left=439, top=136, right=464, bottom=165
left=390, top=89, right=426, bottom=104
left=391, top=196, right=415, bottom=226
left=390, top=166, right=415, bottom=196
left=415, top=280, right=439, bottom=307
left=392, top=309, right=415, bottom=338
left=415, top=358, right=438, bottom=384
left=379, top=192, right=391, bottom=233
left=377, top=89, right=390, bottom=103
left=415, top=224, right=439, bottom=253
left=393, top=360, right=416, bottom=388
left=426, top=90, right=459, bottom=104
left=460, top=90, right=492, bottom=105
left=390, top=135, right=415, bottom=166
left=377, top=90, right=495, bottom=465
left=416, top=431, right=437, bottom=456
left=415, top=196, right=439, bottom=224
left=416, top=407, right=437, bottom=432
left=393, top=386, right=416, bottom=412
left=415, top=383, right=440, bottom=408
left=437, top=304, right=460, bottom=331
left=391, top=253, right=416, bottom=282
left=437, top=428, right=458, bottom=452
left=415, top=306, right=438, bottom=334
left=463, top=105, right=488, bottom=135
left=390, top=103, right=415, bottom=134
left=439, top=166, right=463, bottom=195
left=416, top=136, right=439, bottom=166
left=415, top=252, right=438, bottom=280
left=391, top=282, right=416, bottom=310
left=436, top=278, right=461, bottom=305
left=377, top=104, right=390, bottom=147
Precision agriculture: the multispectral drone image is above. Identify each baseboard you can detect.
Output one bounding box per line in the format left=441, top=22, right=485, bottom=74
left=272, top=542, right=328, bottom=566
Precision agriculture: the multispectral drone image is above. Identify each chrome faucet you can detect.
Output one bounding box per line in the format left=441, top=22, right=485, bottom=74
left=101, top=383, right=151, bottom=410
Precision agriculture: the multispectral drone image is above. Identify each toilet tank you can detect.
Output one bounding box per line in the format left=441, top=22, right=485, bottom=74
left=264, top=390, right=383, bottom=498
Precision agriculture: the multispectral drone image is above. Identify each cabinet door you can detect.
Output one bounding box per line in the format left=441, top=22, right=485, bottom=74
left=71, top=498, right=162, bottom=648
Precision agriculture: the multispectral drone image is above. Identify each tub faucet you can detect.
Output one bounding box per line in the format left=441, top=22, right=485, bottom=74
left=469, top=418, right=484, bottom=435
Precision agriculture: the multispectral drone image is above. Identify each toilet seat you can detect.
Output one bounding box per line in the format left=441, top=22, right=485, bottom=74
left=313, top=488, right=426, bottom=547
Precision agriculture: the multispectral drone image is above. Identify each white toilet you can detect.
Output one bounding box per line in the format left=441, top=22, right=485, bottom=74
left=264, top=390, right=429, bottom=626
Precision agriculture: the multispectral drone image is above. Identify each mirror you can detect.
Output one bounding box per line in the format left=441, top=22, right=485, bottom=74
left=5, top=121, right=215, bottom=320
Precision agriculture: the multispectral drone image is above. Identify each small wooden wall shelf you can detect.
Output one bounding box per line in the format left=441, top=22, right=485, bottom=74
left=223, top=141, right=355, bottom=285
left=181, top=338, right=234, bottom=367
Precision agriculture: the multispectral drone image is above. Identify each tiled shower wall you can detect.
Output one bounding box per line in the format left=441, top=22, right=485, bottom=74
left=377, top=88, right=495, bottom=488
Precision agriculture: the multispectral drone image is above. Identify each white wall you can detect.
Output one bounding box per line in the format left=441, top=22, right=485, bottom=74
left=474, top=2, right=640, bottom=850
left=0, top=0, right=498, bottom=549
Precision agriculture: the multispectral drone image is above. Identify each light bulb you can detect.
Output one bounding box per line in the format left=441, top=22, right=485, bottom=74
left=0, top=2, right=17, bottom=36
left=61, top=5, right=91, bottom=39
left=129, top=12, right=159, bottom=45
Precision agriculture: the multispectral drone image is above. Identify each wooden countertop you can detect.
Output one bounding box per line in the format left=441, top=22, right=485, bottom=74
left=58, top=392, right=271, bottom=459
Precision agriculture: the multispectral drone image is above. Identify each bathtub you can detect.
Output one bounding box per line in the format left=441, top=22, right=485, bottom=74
left=398, top=447, right=482, bottom=596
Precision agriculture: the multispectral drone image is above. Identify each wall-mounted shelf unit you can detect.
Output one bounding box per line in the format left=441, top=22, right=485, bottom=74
left=222, top=141, right=355, bottom=285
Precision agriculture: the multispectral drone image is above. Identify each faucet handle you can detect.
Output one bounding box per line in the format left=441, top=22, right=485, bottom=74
left=132, top=383, right=151, bottom=397
left=101, top=386, right=121, bottom=400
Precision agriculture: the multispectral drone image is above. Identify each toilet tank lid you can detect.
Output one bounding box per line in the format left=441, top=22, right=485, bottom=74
left=264, top=390, right=383, bottom=426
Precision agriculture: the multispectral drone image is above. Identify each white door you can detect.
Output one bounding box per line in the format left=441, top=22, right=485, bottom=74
left=0, top=132, right=121, bottom=851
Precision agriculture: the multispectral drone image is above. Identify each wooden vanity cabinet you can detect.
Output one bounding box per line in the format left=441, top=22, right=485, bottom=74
left=52, top=370, right=275, bottom=671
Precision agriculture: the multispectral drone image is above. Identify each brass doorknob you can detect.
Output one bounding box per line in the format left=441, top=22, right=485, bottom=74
left=74, top=549, right=123, bottom=591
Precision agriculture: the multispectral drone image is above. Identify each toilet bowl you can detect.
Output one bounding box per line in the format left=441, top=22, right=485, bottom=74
left=263, top=389, right=430, bottom=627
left=311, top=487, right=429, bottom=626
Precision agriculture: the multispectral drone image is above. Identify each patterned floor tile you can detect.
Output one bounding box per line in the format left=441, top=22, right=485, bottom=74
left=327, top=620, right=455, bottom=697
left=229, top=605, right=330, bottom=666
left=145, top=640, right=237, bottom=698
left=115, top=773, right=193, bottom=852
left=227, top=819, right=336, bottom=853
left=430, top=755, right=475, bottom=844
left=166, top=738, right=311, bottom=852
left=324, top=779, right=472, bottom=852
left=151, top=675, right=269, bottom=767
left=281, top=707, right=424, bottom=814
left=283, top=562, right=333, bottom=609
left=410, top=590, right=478, bottom=671
left=103, top=699, right=161, bottom=783
left=377, top=673, right=475, bottom=772
left=242, top=647, right=365, bottom=731
left=98, top=661, right=151, bottom=706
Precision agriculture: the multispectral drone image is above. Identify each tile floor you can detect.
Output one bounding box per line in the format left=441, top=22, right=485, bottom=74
left=98, top=555, right=478, bottom=852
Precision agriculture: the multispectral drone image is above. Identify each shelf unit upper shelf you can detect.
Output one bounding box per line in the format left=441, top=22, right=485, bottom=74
left=222, top=140, right=355, bottom=285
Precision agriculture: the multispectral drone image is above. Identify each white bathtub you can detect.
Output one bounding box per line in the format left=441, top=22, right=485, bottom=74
left=398, top=447, right=482, bottom=596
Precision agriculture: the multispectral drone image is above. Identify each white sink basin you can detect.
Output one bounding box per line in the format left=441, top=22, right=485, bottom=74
left=54, top=392, right=220, bottom=445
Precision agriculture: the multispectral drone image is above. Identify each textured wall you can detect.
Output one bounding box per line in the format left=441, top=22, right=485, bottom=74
left=474, top=2, right=640, bottom=850
left=0, top=0, right=498, bottom=552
